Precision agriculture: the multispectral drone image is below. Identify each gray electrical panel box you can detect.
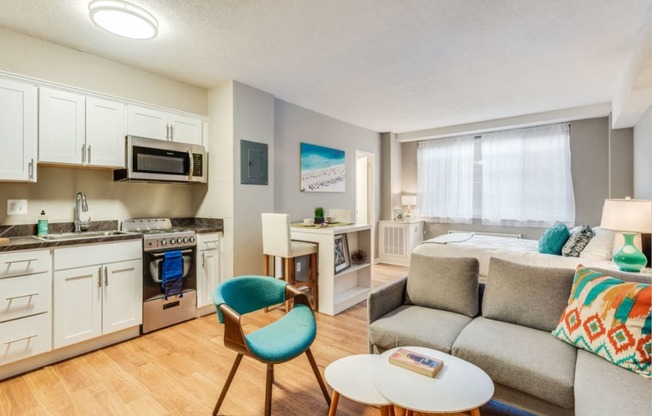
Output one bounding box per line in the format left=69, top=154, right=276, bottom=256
left=240, top=140, right=268, bottom=185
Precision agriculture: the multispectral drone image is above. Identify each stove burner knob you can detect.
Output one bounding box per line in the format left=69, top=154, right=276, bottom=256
left=183, top=237, right=189, bottom=243
left=161, top=239, right=167, bottom=246
left=170, top=239, right=176, bottom=244
left=189, top=237, right=195, bottom=242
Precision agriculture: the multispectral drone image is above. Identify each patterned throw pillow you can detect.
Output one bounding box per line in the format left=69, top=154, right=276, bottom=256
left=552, top=266, right=651, bottom=377
left=561, top=225, right=595, bottom=257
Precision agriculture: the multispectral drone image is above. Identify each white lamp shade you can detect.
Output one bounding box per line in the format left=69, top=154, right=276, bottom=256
left=401, top=195, right=417, bottom=206
left=600, top=199, right=652, bottom=233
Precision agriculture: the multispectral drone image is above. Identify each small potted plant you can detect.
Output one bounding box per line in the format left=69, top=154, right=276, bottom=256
left=314, top=207, right=325, bottom=224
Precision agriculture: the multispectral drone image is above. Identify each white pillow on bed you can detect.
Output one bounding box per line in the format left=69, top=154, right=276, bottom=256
left=579, top=227, right=614, bottom=261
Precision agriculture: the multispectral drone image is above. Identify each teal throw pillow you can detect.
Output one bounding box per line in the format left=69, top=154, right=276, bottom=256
left=539, top=223, right=571, bottom=255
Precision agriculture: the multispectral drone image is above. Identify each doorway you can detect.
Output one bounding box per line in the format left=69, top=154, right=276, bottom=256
left=355, top=150, right=376, bottom=261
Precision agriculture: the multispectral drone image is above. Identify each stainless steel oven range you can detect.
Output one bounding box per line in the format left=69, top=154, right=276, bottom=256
left=122, top=218, right=197, bottom=333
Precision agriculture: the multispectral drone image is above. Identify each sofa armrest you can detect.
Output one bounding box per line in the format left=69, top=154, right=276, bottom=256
left=368, top=276, right=407, bottom=325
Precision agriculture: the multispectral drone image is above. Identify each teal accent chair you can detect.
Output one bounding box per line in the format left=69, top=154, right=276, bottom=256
left=212, top=275, right=331, bottom=416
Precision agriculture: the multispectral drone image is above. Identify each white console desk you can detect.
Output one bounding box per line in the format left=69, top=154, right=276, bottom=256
left=291, top=223, right=372, bottom=316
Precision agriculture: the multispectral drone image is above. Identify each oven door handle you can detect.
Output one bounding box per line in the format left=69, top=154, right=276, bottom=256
left=150, top=249, right=194, bottom=258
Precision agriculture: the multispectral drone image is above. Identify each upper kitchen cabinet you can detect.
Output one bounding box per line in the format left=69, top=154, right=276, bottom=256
left=39, top=88, right=126, bottom=168
left=38, top=87, right=85, bottom=165
left=86, top=97, right=126, bottom=167
left=127, top=104, right=202, bottom=145
left=0, top=78, right=37, bottom=182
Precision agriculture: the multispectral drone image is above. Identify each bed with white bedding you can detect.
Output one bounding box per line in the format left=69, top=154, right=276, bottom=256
left=413, top=232, right=615, bottom=277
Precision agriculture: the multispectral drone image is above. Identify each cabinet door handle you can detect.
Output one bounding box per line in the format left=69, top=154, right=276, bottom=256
left=104, top=266, right=108, bottom=286
left=202, top=252, right=206, bottom=269
left=87, top=145, right=91, bottom=164
left=4, top=258, right=38, bottom=265
left=98, top=266, right=102, bottom=288
left=111, top=267, right=135, bottom=274
left=166, top=124, right=170, bottom=140
left=82, top=144, right=86, bottom=164
left=4, top=334, right=37, bottom=345
left=6, top=292, right=39, bottom=301
left=28, top=158, right=35, bottom=180
left=170, top=125, right=173, bottom=140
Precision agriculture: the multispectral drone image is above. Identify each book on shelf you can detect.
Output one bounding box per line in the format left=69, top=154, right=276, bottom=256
left=389, top=348, right=444, bottom=377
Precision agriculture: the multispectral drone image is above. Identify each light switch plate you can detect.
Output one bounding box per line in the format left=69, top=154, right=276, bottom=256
left=7, top=199, right=27, bottom=215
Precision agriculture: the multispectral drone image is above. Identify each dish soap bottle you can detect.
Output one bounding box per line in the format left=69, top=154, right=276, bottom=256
left=37, top=210, right=48, bottom=237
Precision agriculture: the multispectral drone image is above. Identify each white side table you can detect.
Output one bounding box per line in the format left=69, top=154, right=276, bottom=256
left=325, top=354, right=395, bottom=416
left=374, top=346, right=494, bottom=415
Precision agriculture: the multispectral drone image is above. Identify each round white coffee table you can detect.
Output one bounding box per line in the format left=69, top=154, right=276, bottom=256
left=374, top=346, right=494, bottom=415
left=325, top=354, right=395, bottom=416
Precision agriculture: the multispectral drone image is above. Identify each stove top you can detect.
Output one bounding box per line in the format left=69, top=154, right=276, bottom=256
left=122, top=218, right=197, bottom=252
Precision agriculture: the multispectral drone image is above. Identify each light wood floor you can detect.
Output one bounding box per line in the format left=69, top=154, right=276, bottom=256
left=0, top=264, right=468, bottom=416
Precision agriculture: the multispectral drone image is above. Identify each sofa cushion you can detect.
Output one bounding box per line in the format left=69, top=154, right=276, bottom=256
left=452, top=317, right=577, bottom=409
left=574, top=349, right=652, bottom=416
left=552, top=266, right=651, bottom=377
left=538, top=223, right=571, bottom=254
left=368, top=304, right=473, bottom=354
left=405, top=254, right=479, bottom=317
left=483, top=258, right=575, bottom=332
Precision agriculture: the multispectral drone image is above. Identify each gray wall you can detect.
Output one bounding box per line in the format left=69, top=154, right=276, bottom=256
left=634, top=107, right=652, bottom=199
left=401, top=117, right=634, bottom=240
left=274, top=99, right=381, bottom=223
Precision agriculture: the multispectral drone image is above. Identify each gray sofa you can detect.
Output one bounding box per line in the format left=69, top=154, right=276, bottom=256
left=368, top=255, right=651, bottom=416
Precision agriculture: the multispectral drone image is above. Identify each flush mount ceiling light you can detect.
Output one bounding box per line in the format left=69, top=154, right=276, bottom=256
left=89, top=0, right=158, bottom=40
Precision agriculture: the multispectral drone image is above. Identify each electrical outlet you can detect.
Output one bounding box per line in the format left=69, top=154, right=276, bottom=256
left=7, top=199, right=27, bottom=215
left=296, top=261, right=301, bottom=272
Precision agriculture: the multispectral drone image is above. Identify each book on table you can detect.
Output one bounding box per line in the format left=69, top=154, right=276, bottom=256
left=389, top=348, right=444, bottom=377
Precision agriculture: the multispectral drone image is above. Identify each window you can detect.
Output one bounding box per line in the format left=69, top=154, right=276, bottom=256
left=417, top=123, right=575, bottom=227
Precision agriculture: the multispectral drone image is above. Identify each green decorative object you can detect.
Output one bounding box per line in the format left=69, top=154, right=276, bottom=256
left=351, top=250, right=367, bottom=265
left=613, top=233, right=648, bottom=272
left=314, top=207, right=324, bottom=224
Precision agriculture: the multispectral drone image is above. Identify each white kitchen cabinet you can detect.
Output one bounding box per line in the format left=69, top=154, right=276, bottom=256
left=0, top=249, right=52, bottom=365
left=196, top=233, right=221, bottom=315
left=378, top=220, right=424, bottom=266
left=38, top=87, right=85, bottom=165
left=85, top=97, right=126, bottom=167
left=39, top=88, right=125, bottom=168
left=127, top=104, right=202, bottom=145
left=53, top=241, right=142, bottom=349
left=0, top=78, right=37, bottom=182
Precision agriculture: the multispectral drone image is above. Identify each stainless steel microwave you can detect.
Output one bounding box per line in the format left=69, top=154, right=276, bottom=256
left=114, top=135, right=207, bottom=183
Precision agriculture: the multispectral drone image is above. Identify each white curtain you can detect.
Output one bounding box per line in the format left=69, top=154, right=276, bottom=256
left=481, top=123, right=575, bottom=227
left=417, top=136, right=474, bottom=223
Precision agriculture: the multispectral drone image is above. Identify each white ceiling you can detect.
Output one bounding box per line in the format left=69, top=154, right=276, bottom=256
left=0, top=0, right=649, bottom=133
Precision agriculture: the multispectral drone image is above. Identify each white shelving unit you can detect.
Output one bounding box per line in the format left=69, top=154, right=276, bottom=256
left=291, top=224, right=372, bottom=316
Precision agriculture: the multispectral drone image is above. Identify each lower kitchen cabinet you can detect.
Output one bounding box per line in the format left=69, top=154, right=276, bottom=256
left=53, top=241, right=142, bottom=349
left=0, top=249, right=52, bottom=365
left=196, top=232, right=221, bottom=314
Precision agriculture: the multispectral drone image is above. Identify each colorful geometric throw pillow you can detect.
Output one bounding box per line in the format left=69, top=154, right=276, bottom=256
left=552, top=266, right=651, bottom=378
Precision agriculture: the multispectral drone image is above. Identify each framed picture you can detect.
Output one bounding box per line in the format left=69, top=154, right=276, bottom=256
left=333, top=234, right=351, bottom=274
left=393, top=210, right=404, bottom=221
left=300, top=142, right=346, bottom=192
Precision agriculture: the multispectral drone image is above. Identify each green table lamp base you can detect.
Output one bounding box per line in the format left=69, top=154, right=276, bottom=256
left=613, top=233, right=648, bottom=273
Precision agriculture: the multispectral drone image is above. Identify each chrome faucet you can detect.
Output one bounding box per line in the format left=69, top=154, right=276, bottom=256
left=74, top=192, right=91, bottom=232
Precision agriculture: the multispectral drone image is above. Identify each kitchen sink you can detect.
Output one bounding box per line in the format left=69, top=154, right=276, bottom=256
left=38, top=230, right=135, bottom=241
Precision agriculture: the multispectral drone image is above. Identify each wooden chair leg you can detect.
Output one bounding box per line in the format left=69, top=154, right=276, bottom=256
left=328, top=390, right=340, bottom=416
left=470, top=409, right=481, bottom=416
left=305, top=348, right=331, bottom=406
left=263, top=254, right=270, bottom=276
left=310, top=252, right=318, bottom=310
left=212, top=353, right=243, bottom=416
left=264, top=364, right=274, bottom=416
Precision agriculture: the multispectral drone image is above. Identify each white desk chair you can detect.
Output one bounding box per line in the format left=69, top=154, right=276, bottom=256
left=261, top=213, right=318, bottom=310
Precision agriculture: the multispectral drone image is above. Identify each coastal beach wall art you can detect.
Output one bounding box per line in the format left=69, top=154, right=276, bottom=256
left=300, top=142, right=345, bottom=192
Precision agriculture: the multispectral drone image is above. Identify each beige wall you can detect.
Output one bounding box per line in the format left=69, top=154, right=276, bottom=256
left=0, top=29, right=208, bottom=227
left=401, top=117, right=633, bottom=239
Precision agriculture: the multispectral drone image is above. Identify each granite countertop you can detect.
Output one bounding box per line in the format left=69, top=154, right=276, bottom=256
left=0, top=218, right=224, bottom=253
